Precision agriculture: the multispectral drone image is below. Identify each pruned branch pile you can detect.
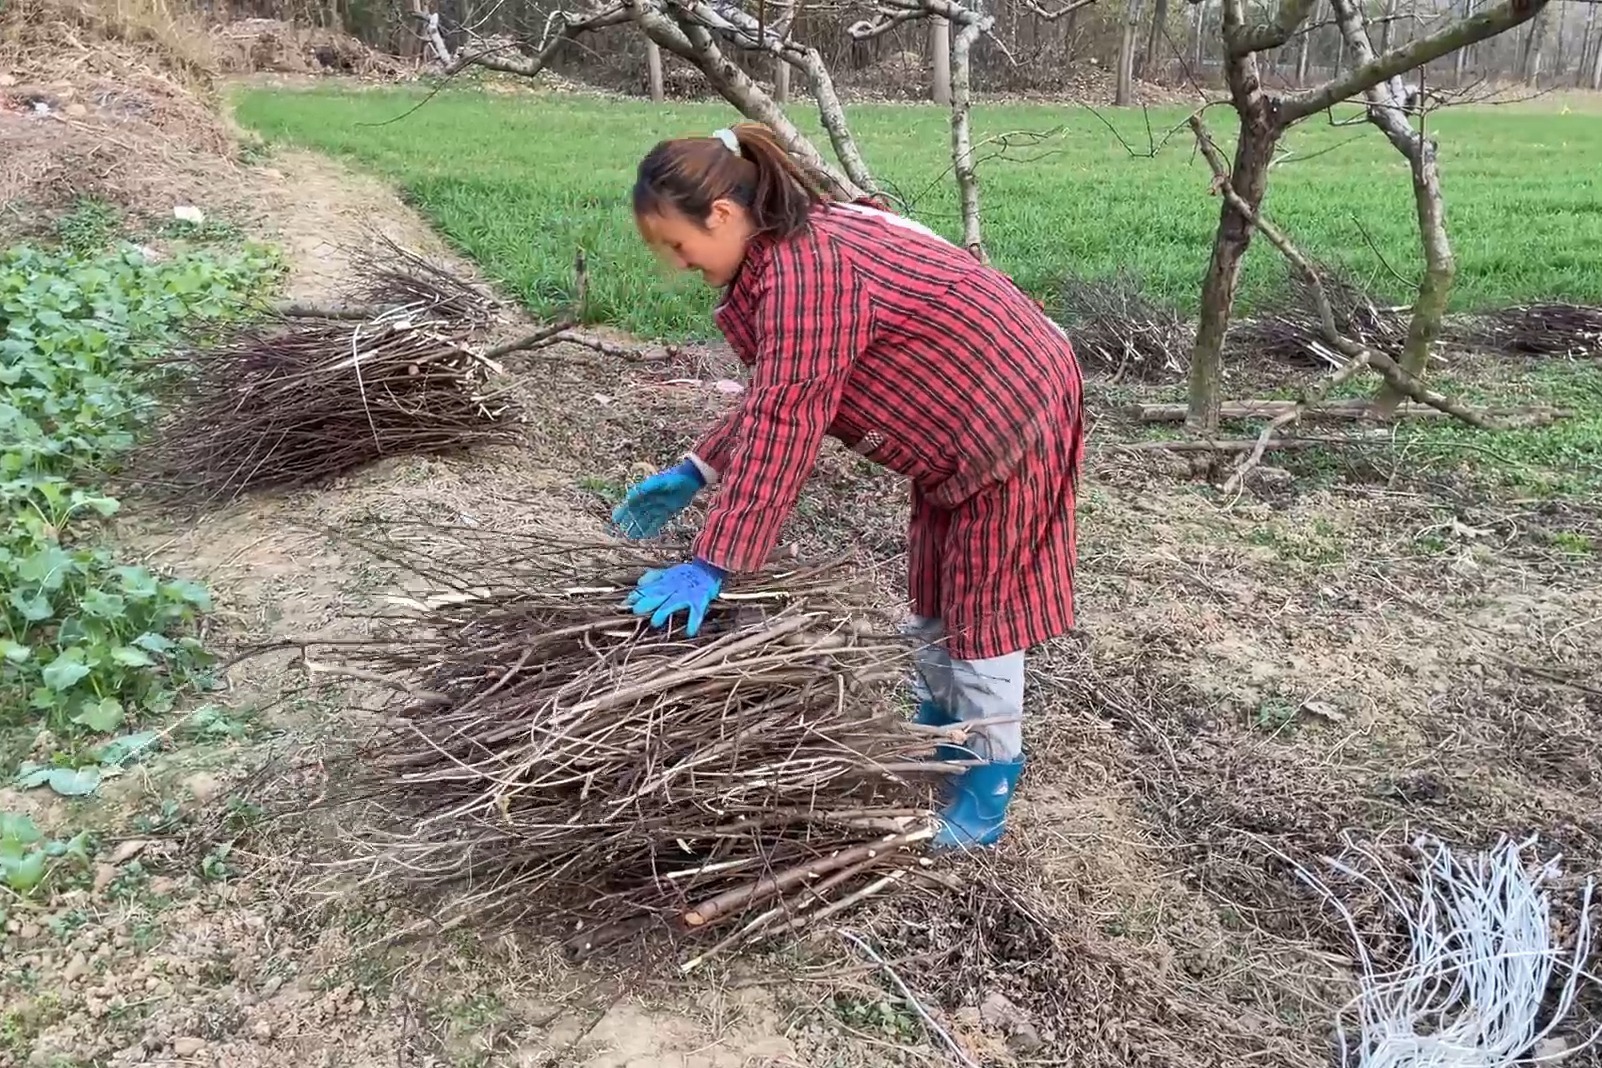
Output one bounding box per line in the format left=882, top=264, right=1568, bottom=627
left=1231, top=265, right=1411, bottom=368
left=1054, top=270, right=1189, bottom=381
left=139, top=315, right=519, bottom=505
left=1454, top=303, right=1602, bottom=359
left=306, top=529, right=971, bottom=968
left=345, top=232, right=502, bottom=328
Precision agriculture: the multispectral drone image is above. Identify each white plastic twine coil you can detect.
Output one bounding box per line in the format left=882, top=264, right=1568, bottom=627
left=1284, top=833, right=1598, bottom=1068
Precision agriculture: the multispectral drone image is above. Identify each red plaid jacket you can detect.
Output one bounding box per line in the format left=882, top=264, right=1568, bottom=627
left=689, top=201, right=1084, bottom=659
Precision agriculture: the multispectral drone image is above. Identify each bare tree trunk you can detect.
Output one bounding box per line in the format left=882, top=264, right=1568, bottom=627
left=646, top=38, right=665, bottom=100
left=1455, top=0, right=1475, bottom=83
left=1554, top=11, right=1567, bottom=79
left=1518, top=7, right=1544, bottom=83
left=1191, top=0, right=1205, bottom=73
left=1116, top=0, right=1143, bottom=104
left=951, top=14, right=986, bottom=258
left=772, top=9, right=795, bottom=103
left=1529, top=5, right=1550, bottom=84
left=930, top=17, right=952, bottom=104
left=1142, top=0, right=1170, bottom=79
left=1593, top=10, right=1602, bottom=89
left=1579, top=2, right=1597, bottom=87
left=1296, top=0, right=1316, bottom=83
left=1189, top=117, right=1278, bottom=432
left=1379, top=0, right=1398, bottom=53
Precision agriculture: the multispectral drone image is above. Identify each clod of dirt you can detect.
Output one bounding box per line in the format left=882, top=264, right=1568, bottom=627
left=979, top=991, right=1045, bottom=1054
left=183, top=771, right=226, bottom=803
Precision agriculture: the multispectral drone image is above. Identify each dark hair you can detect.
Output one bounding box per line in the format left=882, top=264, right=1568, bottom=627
left=633, top=122, right=828, bottom=240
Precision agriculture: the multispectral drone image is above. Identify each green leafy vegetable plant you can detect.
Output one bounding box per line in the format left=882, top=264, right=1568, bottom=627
left=1, top=240, right=280, bottom=772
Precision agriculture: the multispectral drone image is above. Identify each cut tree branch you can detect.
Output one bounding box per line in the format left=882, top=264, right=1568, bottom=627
left=1116, top=431, right=1391, bottom=454
left=1222, top=353, right=1371, bottom=494
left=1280, top=0, right=1550, bottom=121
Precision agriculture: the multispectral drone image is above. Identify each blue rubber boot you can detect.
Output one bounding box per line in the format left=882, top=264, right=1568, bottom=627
left=930, top=758, right=1026, bottom=852
left=912, top=699, right=955, bottom=728
left=911, top=700, right=971, bottom=761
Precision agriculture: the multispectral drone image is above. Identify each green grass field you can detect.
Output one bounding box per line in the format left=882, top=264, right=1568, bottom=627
left=233, top=86, right=1602, bottom=342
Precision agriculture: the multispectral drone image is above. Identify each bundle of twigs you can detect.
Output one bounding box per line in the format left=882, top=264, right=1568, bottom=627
left=1452, top=303, right=1602, bottom=358
left=343, top=232, right=501, bottom=328
left=1054, top=270, right=1190, bottom=381
left=140, top=313, right=519, bottom=504
left=307, top=527, right=972, bottom=969
left=1233, top=267, right=1410, bottom=368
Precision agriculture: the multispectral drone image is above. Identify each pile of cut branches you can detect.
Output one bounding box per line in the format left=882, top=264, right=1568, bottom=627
left=1233, top=266, right=1410, bottom=368
left=1054, top=270, right=1189, bottom=381
left=302, top=527, right=971, bottom=970
left=1453, top=303, right=1602, bottom=358
left=343, top=232, right=502, bottom=328
left=139, top=312, right=519, bottom=505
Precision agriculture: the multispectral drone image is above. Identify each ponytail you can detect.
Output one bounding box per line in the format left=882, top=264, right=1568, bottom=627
left=633, top=121, right=828, bottom=240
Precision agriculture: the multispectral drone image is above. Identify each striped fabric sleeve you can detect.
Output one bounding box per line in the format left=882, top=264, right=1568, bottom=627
left=692, top=238, right=871, bottom=572
left=688, top=409, right=740, bottom=484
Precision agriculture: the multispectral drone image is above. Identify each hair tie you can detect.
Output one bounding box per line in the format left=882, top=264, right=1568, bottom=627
left=712, top=127, right=740, bottom=154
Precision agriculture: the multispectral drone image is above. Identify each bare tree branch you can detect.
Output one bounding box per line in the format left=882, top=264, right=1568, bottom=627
left=847, top=8, right=927, bottom=38
left=440, top=3, right=632, bottom=77
left=668, top=0, right=879, bottom=199
left=1227, top=0, right=1319, bottom=55
left=1281, top=0, right=1550, bottom=120
left=1018, top=0, right=1102, bottom=20
left=617, top=0, right=867, bottom=201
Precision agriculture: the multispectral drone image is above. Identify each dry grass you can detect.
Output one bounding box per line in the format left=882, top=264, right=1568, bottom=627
left=3, top=0, right=220, bottom=89
left=0, top=0, right=240, bottom=234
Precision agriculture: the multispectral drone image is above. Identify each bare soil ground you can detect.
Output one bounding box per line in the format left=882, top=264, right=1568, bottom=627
left=4, top=18, right=1602, bottom=1066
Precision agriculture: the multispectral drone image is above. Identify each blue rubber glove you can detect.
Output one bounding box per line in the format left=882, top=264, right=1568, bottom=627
left=612, top=460, right=705, bottom=539
left=627, top=559, right=725, bottom=637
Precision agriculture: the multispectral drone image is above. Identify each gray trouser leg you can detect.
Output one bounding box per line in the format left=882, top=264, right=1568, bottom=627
left=904, top=615, right=1025, bottom=762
